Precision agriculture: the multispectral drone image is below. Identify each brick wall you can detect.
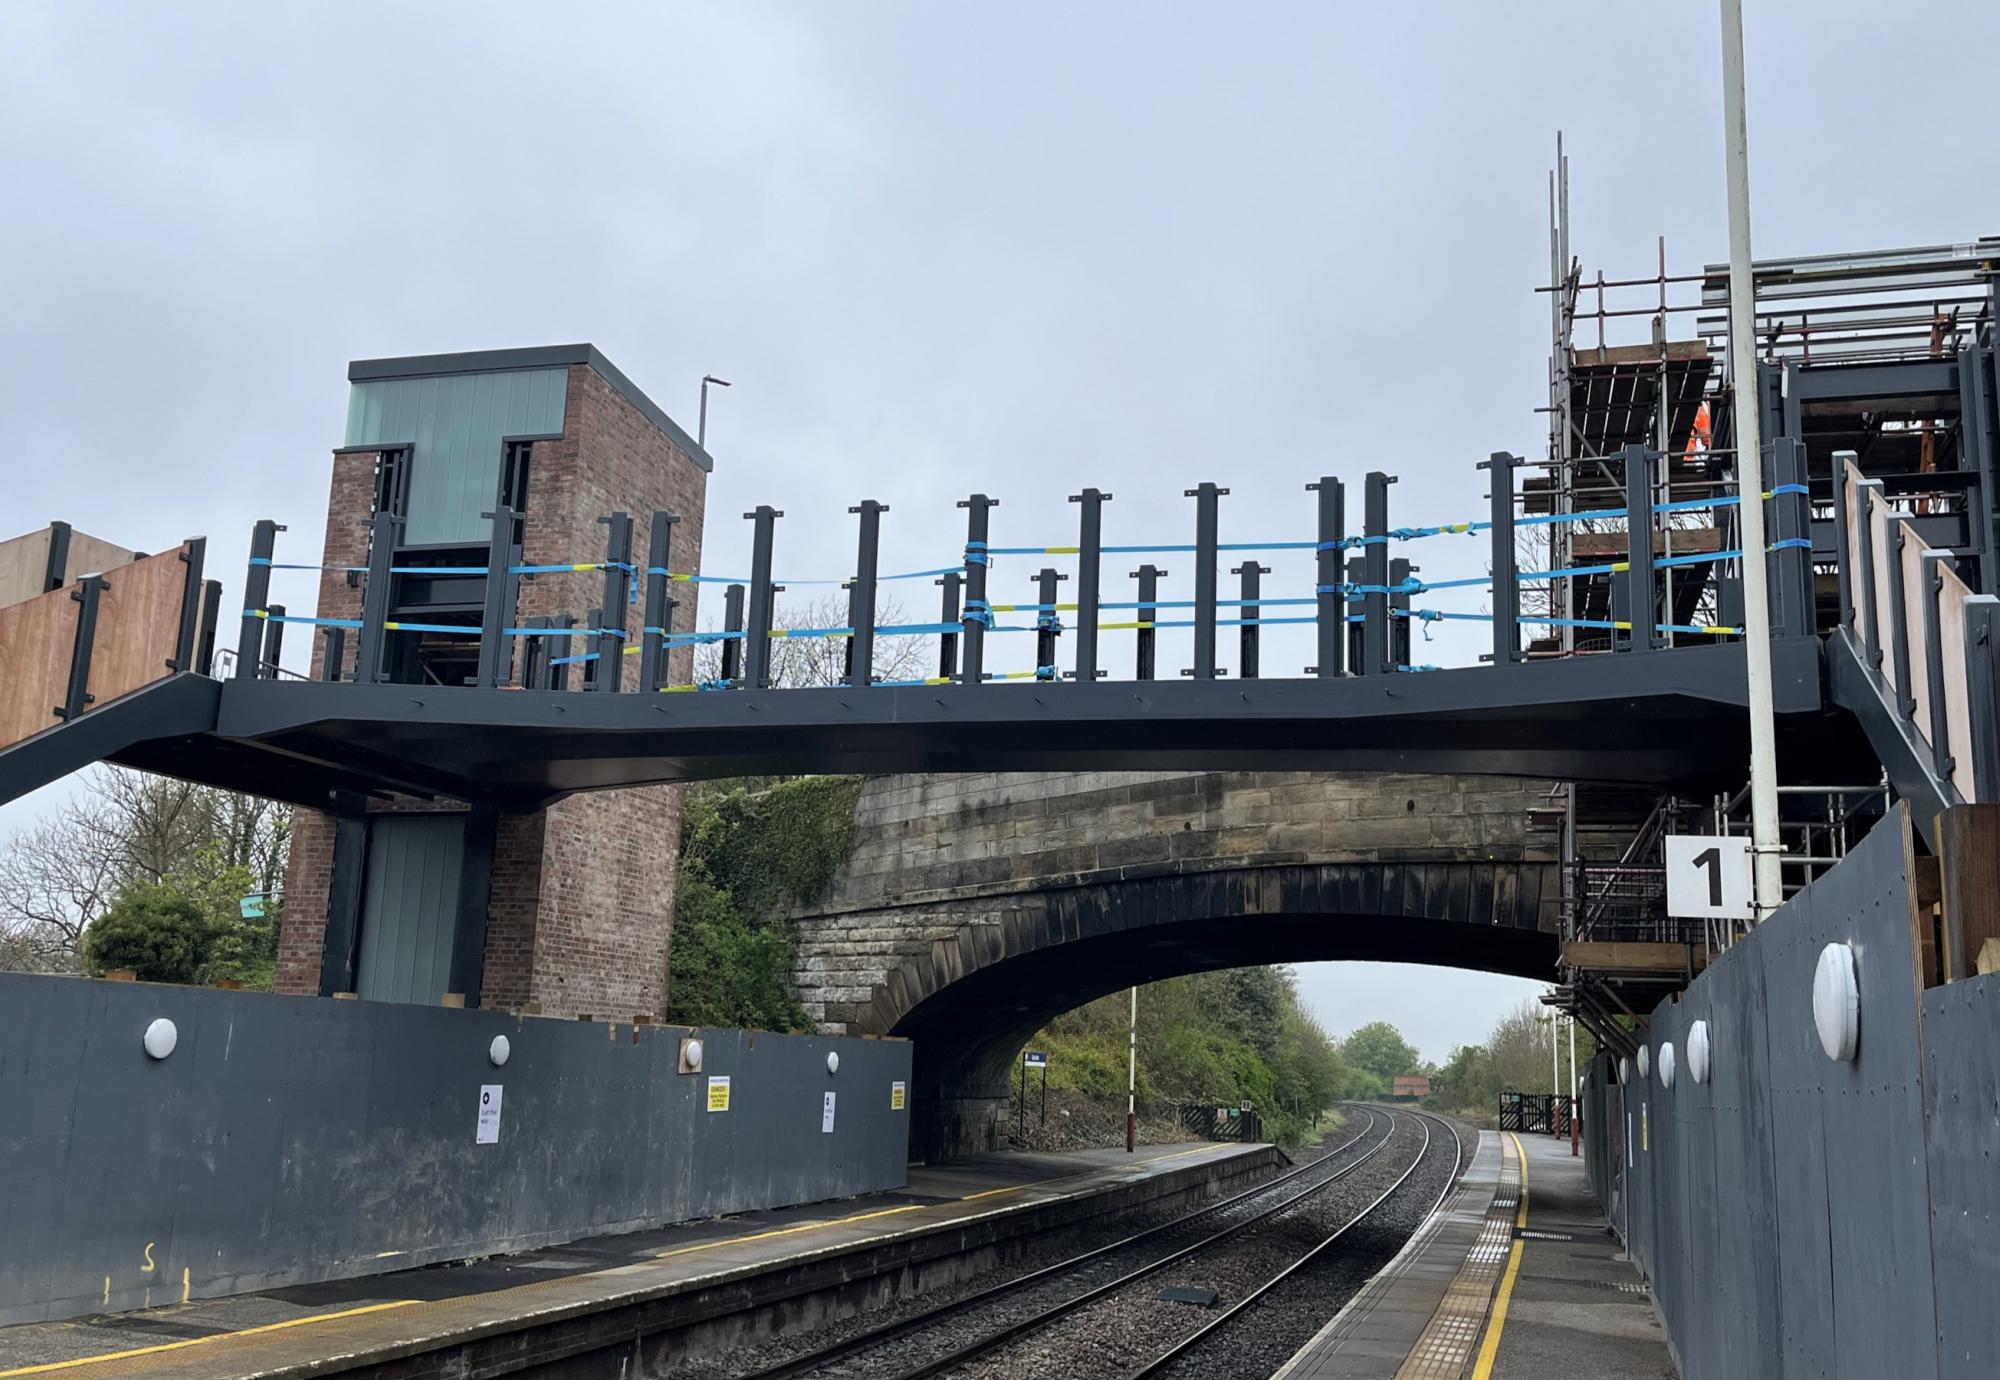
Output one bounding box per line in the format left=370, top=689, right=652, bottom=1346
left=276, top=361, right=708, bottom=1018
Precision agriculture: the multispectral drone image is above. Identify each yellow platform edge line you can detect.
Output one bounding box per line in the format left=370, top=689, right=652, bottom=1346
left=0, top=1300, right=418, bottom=1377
left=1468, top=1132, right=1530, bottom=1380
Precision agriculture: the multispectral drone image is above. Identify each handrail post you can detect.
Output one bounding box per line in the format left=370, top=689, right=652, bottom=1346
left=1034, top=567, right=1066, bottom=680
left=263, top=604, right=287, bottom=677
left=1234, top=561, right=1268, bottom=678
left=1070, top=488, right=1107, bottom=683
left=936, top=572, right=961, bottom=681
left=1831, top=450, right=1859, bottom=633
left=595, top=511, right=633, bottom=692
left=1887, top=520, right=1915, bottom=719
left=1622, top=444, right=1657, bottom=652
left=1134, top=565, right=1164, bottom=681
left=1964, top=595, right=2000, bottom=801
left=1309, top=477, right=1346, bottom=677
left=321, top=627, right=346, bottom=681
left=169, top=538, right=207, bottom=673
left=477, top=504, right=517, bottom=688
left=641, top=511, right=678, bottom=693
left=1922, top=551, right=1955, bottom=785
left=1187, top=482, right=1223, bottom=679
left=355, top=512, right=396, bottom=684
left=958, top=494, right=997, bottom=684
left=195, top=579, right=221, bottom=676
left=1855, top=480, right=1884, bottom=667
left=742, top=506, right=781, bottom=690
left=237, top=519, right=282, bottom=679
left=846, top=500, right=886, bottom=687
left=1483, top=453, right=1519, bottom=665
left=1390, top=558, right=1414, bottom=668
left=1362, top=472, right=1392, bottom=675
left=720, top=583, right=745, bottom=684
left=58, top=575, right=107, bottom=720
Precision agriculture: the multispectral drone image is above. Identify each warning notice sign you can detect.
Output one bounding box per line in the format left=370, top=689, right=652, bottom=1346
left=707, top=1075, right=731, bottom=1112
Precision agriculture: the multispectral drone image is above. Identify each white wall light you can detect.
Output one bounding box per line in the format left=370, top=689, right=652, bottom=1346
left=1813, top=942, right=1860, bottom=1062
left=1659, top=1042, right=1676, bottom=1089
left=826, top=1050, right=840, bottom=1076
left=679, top=1037, right=704, bottom=1073
left=1619, top=1056, right=1631, bottom=1085
left=1688, top=1020, right=1712, bottom=1085
left=489, top=1035, right=511, bottom=1067
left=1637, top=1045, right=1650, bottom=1080
left=143, top=1018, right=177, bottom=1060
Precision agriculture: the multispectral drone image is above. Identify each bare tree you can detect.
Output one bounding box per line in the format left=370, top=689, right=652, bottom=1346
left=691, top=592, right=936, bottom=688
left=0, top=768, right=291, bottom=973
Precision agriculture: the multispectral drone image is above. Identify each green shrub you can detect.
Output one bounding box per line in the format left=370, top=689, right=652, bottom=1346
left=82, top=882, right=212, bottom=984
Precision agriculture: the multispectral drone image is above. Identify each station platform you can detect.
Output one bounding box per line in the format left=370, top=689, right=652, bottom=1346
left=0, top=1139, right=1277, bottom=1379
left=1277, top=1129, right=1673, bottom=1380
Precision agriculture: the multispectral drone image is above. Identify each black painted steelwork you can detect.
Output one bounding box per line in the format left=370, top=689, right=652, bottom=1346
left=169, top=538, right=206, bottom=675
left=721, top=584, right=745, bottom=684
left=742, top=506, right=779, bottom=691
left=476, top=504, right=517, bottom=689
left=1034, top=566, right=1065, bottom=680
left=57, top=575, right=106, bottom=721
left=1922, top=552, right=1955, bottom=782
left=936, top=572, right=960, bottom=680
left=450, top=804, right=498, bottom=1005
left=642, top=510, right=677, bottom=693
left=355, top=512, right=396, bottom=684
left=1133, top=564, right=1164, bottom=681
left=1768, top=439, right=1814, bottom=638
left=42, top=520, right=72, bottom=593
left=321, top=627, right=345, bottom=682
left=595, top=512, right=633, bottom=693
left=263, top=604, right=286, bottom=678
left=958, top=493, right=997, bottom=684
left=317, top=796, right=368, bottom=997
left=1622, top=445, right=1657, bottom=653
left=1855, top=476, right=1883, bottom=667
left=195, top=579, right=221, bottom=677
left=1234, top=561, right=1268, bottom=678
left=1070, top=488, right=1106, bottom=683
left=846, top=499, right=885, bottom=687
left=1309, top=476, right=1345, bottom=677
left=517, top=617, right=549, bottom=691
left=1188, top=482, right=1222, bottom=680
left=1362, top=473, right=1391, bottom=674
left=1966, top=597, right=2000, bottom=802
left=1484, top=453, right=1518, bottom=665
left=1832, top=450, right=1859, bottom=634
left=1887, top=521, right=1915, bottom=718
left=238, top=519, right=280, bottom=679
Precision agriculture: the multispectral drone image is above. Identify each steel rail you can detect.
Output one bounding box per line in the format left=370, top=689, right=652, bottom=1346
left=1121, top=1107, right=1455, bottom=1380
left=746, top=1106, right=1394, bottom=1380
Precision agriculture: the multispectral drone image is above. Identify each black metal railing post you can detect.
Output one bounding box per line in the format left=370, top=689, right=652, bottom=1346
left=237, top=519, right=281, bottom=679
left=195, top=579, right=221, bottom=676
left=595, top=511, right=634, bottom=692
left=642, top=510, right=678, bottom=692
left=1483, top=452, right=1519, bottom=665
left=169, top=538, right=206, bottom=673
left=1923, top=551, right=1956, bottom=785
left=1188, top=482, right=1224, bottom=679
left=1034, top=567, right=1066, bottom=680
left=263, top=604, right=286, bottom=677
left=1964, top=594, right=2000, bottom=801
left=936, top=572, right=961, bottom=680
left=1309, top=477, right=1346, bottom=677
left=1855, top=477, right=1884, bottom=668
left=57, top=575, right=107, bottom=720
left=742, top=506, right=781, bottom=690
left=1887, top=520, right=1914, bottom=718
left=477, top=504, right=517, bottom=688
left=43, top=520, right=72, bottom=593
left=1070, top=488, right=1107, bottom=683
left=1362, top=472, right=1392, bottom=675
left=1621, top=445, right=1657, bottom=652
left=721, top=583, right=746, bottom=684
left=1134, top=565, right=1164, bottom=681
left=1768, top=438, right=1813, bottom=638
left=321, top=627, right=346, bottom=681
left=1389, top=558, right=1414, bottom=668
left=1234, top=561, right=1268, bottom=678
left=547, top=614, right=575, bottom=691
left=1831, top=449, right=1858, bottom=633
left=847, top=499, right=886, bottom=687
left=958, top=494, right=997, bottom=684
left=355, top=511, right=396, bottom=684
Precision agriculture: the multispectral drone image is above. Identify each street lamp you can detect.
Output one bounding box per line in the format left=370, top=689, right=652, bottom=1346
left=698, top=374, right=732, bottom=450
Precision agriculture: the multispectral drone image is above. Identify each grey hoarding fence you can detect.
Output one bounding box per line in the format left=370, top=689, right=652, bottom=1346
left=1590, top=805, right=2000, bottom=1380
left=0, top=975, right=912, bottom=1326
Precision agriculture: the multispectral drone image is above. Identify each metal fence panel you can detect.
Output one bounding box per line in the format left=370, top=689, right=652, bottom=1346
left=0, top=974, right=912, bottom=1325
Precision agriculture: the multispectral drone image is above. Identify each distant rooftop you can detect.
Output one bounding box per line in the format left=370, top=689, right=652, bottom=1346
left=346, top=343, right=713, bottom=472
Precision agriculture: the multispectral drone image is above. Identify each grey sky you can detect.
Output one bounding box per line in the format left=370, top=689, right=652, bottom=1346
left=4, top=2, right=1996, bottom=1056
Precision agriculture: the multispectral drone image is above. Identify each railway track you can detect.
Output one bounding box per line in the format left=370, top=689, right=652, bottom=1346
left=740, top=1105, right=1454, bottom=1380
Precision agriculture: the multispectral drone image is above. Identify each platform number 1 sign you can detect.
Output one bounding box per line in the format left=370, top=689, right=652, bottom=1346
left=1664, top=835, right=1753, bottom=920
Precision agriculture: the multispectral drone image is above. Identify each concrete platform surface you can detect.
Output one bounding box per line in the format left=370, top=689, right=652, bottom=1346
left=1276, top=1130, right=1674, bottom=1380
left=0, top=1139, right=1268, bottom=1379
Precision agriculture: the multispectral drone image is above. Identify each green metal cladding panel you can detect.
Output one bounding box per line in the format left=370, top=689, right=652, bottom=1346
left=354, top=814, right=464, bottom=1005
left=344, top=369, right=568, bottom=545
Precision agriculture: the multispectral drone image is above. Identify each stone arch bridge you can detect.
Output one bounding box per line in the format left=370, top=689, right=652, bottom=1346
left=788, top=770, right=1565, bottom=1158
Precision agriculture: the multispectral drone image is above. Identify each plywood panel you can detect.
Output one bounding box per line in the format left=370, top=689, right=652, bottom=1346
left=0, top=583, right=78, bottom=748
left=1902, top=525, right=1933, bottom=745
left=85, top=545, right=191, bottom=707
left=63, top=531, right=140, bottom=580
left=0, top=529, right=54, bottom=611
left=1938, top=562, right=1977, bottom=803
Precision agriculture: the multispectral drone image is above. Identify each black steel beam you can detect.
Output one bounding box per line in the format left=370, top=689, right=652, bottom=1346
left=1789, top=357, right=1959, bottom=403
left=641, top=511, right=678, bottom=693
left=742, top=506, right=780, bottom=691
left=476, top=505, right=517, bottom=689
left=1309, top=477, right=1345, bottom=677
left=1188, top=482, right=1222, bottom=680
left=449, top=804, right=498, bottom=1007
left=595, top=512, right=633, bottom=692
left=1484, top=453, right=1518, bottom=665
left=43, top=520, right=71, bottom=593
left=846, top=500, right=885, bottom=687
left=318, top=799, right=369, bottom=997
left=1622, top=445, right=1657, bottom=653
left=355, top=512, right=396, bottom=684
left=936, top=573, right=960, bottom=680
left=1362, top=473, right=1391, bottom=675
left=1133, top=565, right=1164, bottom=681
left=1070, top=489, right=1106, bottom=683
left=262, top=604, right=286, bottom=678
left=959, top=494, right=997, bottom=684
left=1965, top=595, right=2000, bottom=802
left=1768, top=439, right=1814, bottom=638
left=170, top=538, right=206, bottom=674
left=237, top=519, right=280, bottom=679
left=57, top=576, right=106, bottom=721
left=720, top=584, right=745, bottom=685
left=1234, top=561, right=1267, bottom=679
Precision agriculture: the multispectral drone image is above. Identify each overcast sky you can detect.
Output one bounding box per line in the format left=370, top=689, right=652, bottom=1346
left=5, top=2, right=1997, bottom=1060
